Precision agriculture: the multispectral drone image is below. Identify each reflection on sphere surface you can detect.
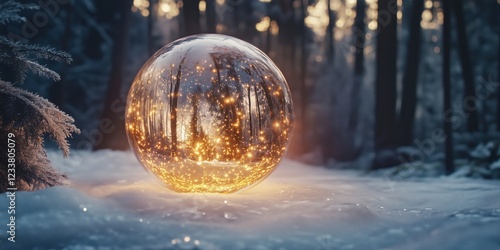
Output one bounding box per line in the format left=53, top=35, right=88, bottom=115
left=126, top=34, right=294, bottom=193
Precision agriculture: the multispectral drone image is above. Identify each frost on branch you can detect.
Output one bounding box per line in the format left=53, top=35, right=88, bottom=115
left=0, top=0, right=38, bottom=25
left=0, top=81, right=80, bottom=192
left=0, top=37, right=72, bottom=83
left=0, top=0, right=79, bottom=192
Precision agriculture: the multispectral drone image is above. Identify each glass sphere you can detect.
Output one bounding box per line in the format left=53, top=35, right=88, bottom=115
left=126, top=34, right=294, bottom=193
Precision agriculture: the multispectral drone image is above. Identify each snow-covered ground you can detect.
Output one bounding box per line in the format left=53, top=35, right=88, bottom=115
left=1, top=150, right=500, bottom=250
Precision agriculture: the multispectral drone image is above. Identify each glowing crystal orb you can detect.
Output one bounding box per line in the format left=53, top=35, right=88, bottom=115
left=126, top=34, right=294, bottom=193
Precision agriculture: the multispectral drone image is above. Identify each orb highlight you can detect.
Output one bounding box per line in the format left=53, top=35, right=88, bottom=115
left=126, top=34, right=293, bottom=193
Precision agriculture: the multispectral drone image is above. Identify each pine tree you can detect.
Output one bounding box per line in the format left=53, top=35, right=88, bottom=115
left=0, top=0, right=79, bottom=192
left=0, top=0, right=38, bottom=25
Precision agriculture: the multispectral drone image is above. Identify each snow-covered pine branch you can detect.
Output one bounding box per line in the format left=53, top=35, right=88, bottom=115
left=0, top=80, right=80, bottom=192
left=0, top=37, right=72, bottom=83
left=0, top=0, right=78, bottom=192
left=0, top=0, right=38, bottom=25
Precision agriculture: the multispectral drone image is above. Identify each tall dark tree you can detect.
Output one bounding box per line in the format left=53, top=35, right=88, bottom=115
left=442, top=0, right=454, bottom=174
left=265, top=18, right=272, bottom=54
left=325, top=0, right=335, bottom=61
left=496, top=3, right=500, bottom=132
left=147, top=0, right=157, bottom=55
left=290, top=0, right=297, bottom=84
left=276, top=0, right=298, bottom=154
left=94, top=0, right=133, bottom=150
left=183, top=0, right=201, bottom=36
left=231, top=0, right=242, bottom=38
left=206, top=0, right=217, bottom=33
left=398, top=0, right=424, bottom=146
left=84, top=1, right=115, bottom=60
left=374, top=0, right=398, bottom=151
left=453, top=0, right=478, bottom=132
left=49, top=2, right=73, bottom=108
left=299, top=0, right=308, bottom=150
left=348, top=0, right=366, bottom=130
left=276, top=0, right=297, bottom=108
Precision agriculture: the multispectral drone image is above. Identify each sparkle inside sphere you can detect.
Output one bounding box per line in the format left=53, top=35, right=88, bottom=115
left=126, top=34, right=294, bottom=193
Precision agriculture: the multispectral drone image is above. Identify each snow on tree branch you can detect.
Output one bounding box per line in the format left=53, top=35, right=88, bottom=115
left=0, top=0, right=38, bottom=25
left=0, top=81, right=80, bottom=155
left=0, top=80, right=80, bottom=192
left=0, top=37, right=72, bottom=83
left=0, top=0, right=78, bottom=192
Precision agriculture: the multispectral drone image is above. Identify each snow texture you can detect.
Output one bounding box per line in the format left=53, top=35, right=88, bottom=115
left=1, top=150, right=500, bottom=250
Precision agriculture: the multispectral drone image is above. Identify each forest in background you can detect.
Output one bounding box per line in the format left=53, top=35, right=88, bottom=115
left=1, top=0, right=499, bottom=177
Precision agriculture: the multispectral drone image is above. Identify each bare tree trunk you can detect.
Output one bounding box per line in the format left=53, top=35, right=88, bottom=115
left=206, top=0, right=217, bottom=33
left=353, top=0, right=366, bottom=77
left=398, top=0, right=423, bottom=146
left=453, top=0, right=479, bottom=132
left=374, top=0, right=397, bottom=151
left=290, top=1, right=296, bottom=80
left=442, top=0, right=454, bottom=174
left=183, top=0, right=201, bottom=36
left=50, top=2, right=73, bottom=108
left=497, top=5, right=500, bottom=132
left=85, top=0, right=115, bottom=60
left=288, top=0, right=297, bottom=108
left=265, top=21, right=272, bottom=54
left=232, top=0, right=241, bottom=38
left=94, top=0, right=133, bottom=150
left=147, top=0, right=156, bottom=55
left=326, top=0, right=335, bottom=62
left=299, top=0, right=308, bottom=151
left=349, top=0, right=366, bottom=130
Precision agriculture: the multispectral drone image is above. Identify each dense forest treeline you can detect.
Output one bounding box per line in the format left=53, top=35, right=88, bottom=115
left=0, top=0, right=499, bottom=177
